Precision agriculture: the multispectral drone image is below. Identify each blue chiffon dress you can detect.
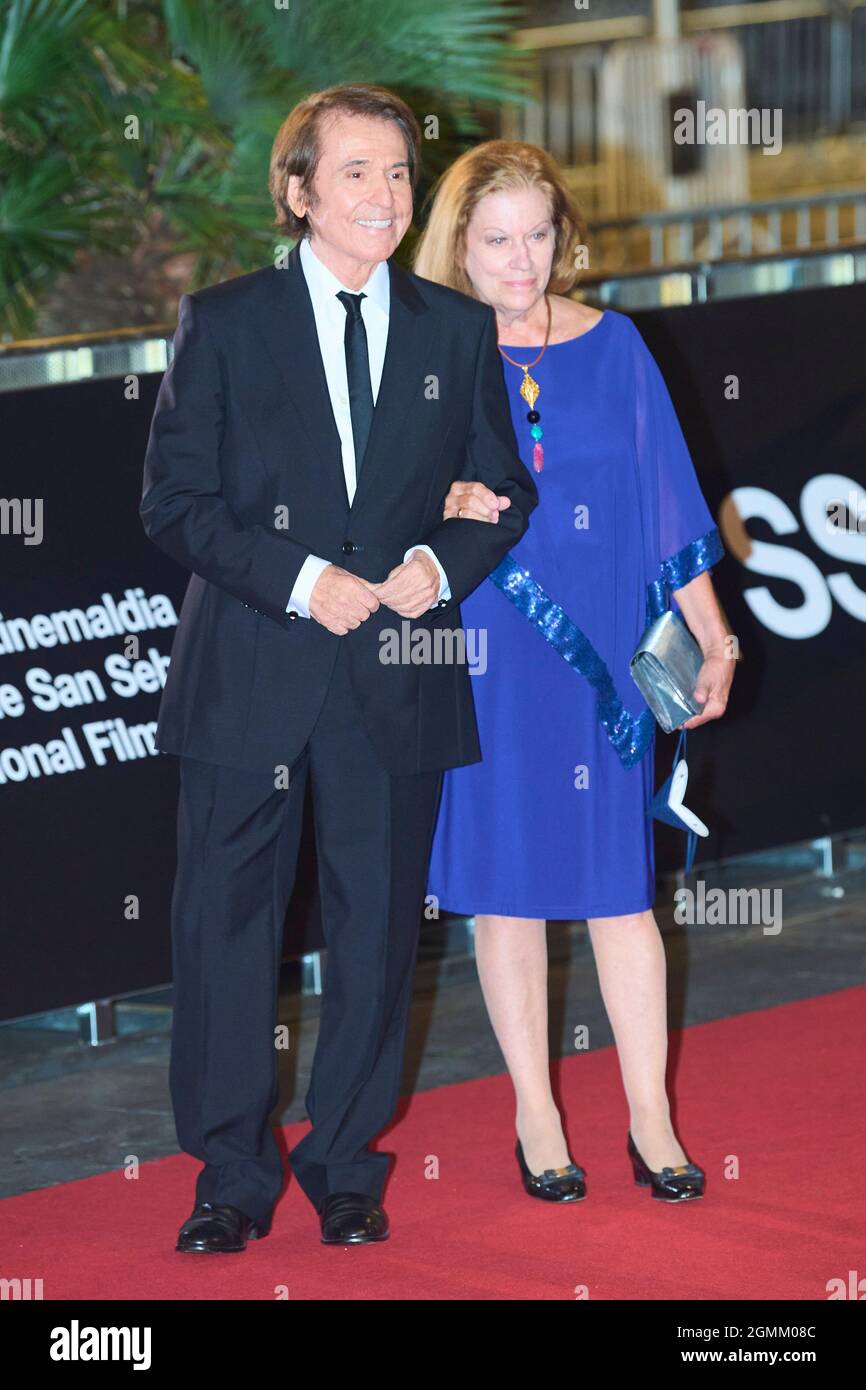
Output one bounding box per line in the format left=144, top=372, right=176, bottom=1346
left=426, top=308, right=724, bottom=920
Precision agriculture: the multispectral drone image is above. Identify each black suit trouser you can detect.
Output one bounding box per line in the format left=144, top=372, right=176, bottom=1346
left=168, top=639, right=443, bottom=1223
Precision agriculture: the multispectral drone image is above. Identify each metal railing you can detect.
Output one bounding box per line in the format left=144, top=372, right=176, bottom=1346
left=584, top=243, right=866, bottom=306
left=0, top=328, right=171, bottom=394
left=587, top=187, right=866, bottom=272
left=1, top=245, right=864, bottom=390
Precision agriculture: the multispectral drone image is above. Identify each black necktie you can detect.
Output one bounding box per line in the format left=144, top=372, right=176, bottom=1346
left=336, top=290, right=374, bottom=479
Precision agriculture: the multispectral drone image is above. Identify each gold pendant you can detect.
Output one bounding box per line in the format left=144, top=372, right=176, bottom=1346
left=519, top=370, right=540, bottom=410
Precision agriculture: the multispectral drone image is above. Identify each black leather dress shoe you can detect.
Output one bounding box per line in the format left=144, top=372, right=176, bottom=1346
left=515, top=1139, right=587, bottom=1202
left=319, top=1192, right=389, bottom=1245
left=176, top=1202, right=266, bottom=1253
left=627, top=1132, right=706, bottom=1202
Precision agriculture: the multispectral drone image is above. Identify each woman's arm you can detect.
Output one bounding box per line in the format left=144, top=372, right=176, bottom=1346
left=413, top=311, right=538, bottom=611
left=672, top=570, right=736, bottom=728
left=440, top=480, right=736, bottom=729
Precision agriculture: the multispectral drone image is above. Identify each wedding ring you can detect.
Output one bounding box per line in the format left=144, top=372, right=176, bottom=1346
left=457, top=507, right=464, bottom=517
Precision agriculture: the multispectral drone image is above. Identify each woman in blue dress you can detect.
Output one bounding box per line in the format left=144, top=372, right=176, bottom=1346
left=414, top=142, right=734, bottom=1203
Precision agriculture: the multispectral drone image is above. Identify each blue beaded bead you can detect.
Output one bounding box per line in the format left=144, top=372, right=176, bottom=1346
left=530, top=424, right=543, bottom=441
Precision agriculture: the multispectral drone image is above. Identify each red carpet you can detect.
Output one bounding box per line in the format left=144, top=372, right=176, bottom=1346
left=3, top=987, right=864, bottom=1300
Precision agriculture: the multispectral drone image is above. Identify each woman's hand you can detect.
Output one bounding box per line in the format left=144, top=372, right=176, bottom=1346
left=682, top=645, right=735, bottom=729
left=443, top=480, right=511, bottom=523
left=673, top=571, right=737, bottom=729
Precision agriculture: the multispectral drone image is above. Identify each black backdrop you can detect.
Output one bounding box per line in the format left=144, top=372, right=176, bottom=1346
left=637, top=283, right=866, bottom=863
left=0, top=367, right=322, bottom=1021
left=1, top=281, right=864, bottom=1019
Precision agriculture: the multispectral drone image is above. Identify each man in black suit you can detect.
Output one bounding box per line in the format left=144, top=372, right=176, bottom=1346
left=140, top=83, right=537, bottom=1252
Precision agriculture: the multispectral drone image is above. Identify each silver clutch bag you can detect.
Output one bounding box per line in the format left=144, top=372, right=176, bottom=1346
left=630, top=610, right=705, bottom=734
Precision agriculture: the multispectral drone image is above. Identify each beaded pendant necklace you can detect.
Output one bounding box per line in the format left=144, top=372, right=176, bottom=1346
left=497, top=294, right=552, bottom=474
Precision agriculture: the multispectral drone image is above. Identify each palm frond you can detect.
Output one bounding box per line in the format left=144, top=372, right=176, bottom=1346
left=160, top=0, right=274, bottom=128
left=0, top=0, right=91, bottom=112
left=0, top=152, right=124, bottom=335
left=238, top=0, right=530, bottom=102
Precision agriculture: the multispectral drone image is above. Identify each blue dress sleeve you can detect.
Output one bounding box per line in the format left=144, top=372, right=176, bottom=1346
left=629, top=317, right=724, bottom=618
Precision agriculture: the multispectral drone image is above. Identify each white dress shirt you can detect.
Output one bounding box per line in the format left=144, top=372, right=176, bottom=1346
left=286, top=235, right=450, bottom=618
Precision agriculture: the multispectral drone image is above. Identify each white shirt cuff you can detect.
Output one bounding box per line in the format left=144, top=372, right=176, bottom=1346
left=404, top=545, right=451, bottom=605
left=287, top=554, right=331, bottom=618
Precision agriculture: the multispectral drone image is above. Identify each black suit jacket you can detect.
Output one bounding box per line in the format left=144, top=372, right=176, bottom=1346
left=140, top=242, right=538, bottom=776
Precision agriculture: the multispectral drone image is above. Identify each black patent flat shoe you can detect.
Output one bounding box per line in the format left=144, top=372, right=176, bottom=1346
left=627, top=1131, right=705, bottom=1202
left=176, top=1201, right=266, bottom=1253
left=515, top=1139, right=587, bottom=1202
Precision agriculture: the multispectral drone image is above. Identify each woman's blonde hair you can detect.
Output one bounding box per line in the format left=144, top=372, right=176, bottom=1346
left=413, top=140, right=587, bottom=298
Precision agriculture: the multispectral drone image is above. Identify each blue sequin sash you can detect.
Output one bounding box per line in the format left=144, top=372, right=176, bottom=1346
left=487, top=526, right=724, bottom=770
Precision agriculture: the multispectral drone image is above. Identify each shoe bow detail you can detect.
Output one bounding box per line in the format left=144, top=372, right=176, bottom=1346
left=538, top=1162, right=586, bottom=1184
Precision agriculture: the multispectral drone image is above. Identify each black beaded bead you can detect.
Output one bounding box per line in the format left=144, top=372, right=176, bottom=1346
left=527, top=409, right=540, bottom=423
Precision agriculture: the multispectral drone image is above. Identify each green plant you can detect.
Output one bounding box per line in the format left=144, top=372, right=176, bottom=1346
left=0, top=0, right=530, bottom=338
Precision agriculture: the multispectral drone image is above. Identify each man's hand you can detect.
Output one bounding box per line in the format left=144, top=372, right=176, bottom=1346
left=443, top=480, right=511, bottom=523
left=365, top=550, right=440, bottom=619
left=309, top=564, right=380, bottom=635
